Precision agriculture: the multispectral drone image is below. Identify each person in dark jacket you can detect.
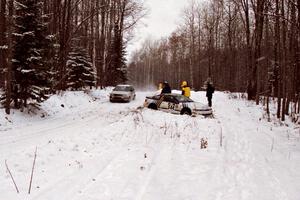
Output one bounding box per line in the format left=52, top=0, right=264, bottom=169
left=205, top=78, right=215, bottom=107
left=161, top=81, right=171, bottom=94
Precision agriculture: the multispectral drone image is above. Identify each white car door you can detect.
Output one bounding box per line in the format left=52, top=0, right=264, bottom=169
left=159, top=99, right=169, bottom=109
left=159, top=95, right=176, bottom=111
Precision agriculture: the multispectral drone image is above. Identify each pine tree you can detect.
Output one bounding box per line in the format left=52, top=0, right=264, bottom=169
left=66, top=47, right=95, bottom=90
left=106, top=24, right=128, bottom=86
left=47, top=35, right=60, bottom=92
left=11, top=0, right=51, bottom=109
left=114, top=42, right=128, bottom=84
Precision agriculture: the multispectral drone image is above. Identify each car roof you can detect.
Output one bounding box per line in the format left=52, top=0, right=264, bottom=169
left=152, top=93, right=182, bottom=97
left=161, top=93, right=194, bottom=101
left=116, top=84, right=133, bottom=87
left=163, top=93, right=183, bottom=97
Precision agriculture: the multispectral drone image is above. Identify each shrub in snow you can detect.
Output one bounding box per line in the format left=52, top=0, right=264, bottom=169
left=200, top=138, right=208, bottom=149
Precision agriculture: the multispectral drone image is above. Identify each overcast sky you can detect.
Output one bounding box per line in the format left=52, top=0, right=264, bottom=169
left=126, top=0, right=189, bottom=59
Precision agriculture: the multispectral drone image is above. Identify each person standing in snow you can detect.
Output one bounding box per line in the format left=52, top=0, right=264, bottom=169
left=205, top=78, right=215, bottom=107
left=181, top=81, right=191, bottom=98
left=158, top=82, right=163, bottom=91
left=161, top=81, right=171, bottom=94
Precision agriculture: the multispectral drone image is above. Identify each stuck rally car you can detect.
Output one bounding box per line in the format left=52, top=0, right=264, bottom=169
left=143, top=93, right=212, bottom=116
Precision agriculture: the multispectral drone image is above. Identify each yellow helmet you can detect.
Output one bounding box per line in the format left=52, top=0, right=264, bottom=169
left=181, top=81, right=187, bottom=87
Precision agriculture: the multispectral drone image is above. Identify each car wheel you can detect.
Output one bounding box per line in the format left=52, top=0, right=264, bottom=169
left=148, top=103, right=158, bottom=110
left=180, top=108, right=192, bottom=115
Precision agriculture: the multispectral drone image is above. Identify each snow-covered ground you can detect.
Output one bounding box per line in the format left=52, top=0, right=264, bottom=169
left=0, top=89, right=299, bottom=200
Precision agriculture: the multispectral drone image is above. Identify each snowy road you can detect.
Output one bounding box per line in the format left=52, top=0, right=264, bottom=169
left=0, top=90, right=299, bottom=200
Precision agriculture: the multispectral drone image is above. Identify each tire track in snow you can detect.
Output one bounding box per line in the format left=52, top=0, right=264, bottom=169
left=217, top=119, right=254, bottom=200
left=232, top=109, right=291, bottom=200
left=30, top=147, right=127, bottom=200
left=0, top=107, right=135, bottom=151
left=0, top=95, right=143, bottom=148
left=214, top=98, right=290, bottom=200
left=30, top=108, right=148, bottom=200
left=73, top=119, right=174, bottom=200
left=0, top=114, right=107, bottom=160
left=133, top=145, right=170, bottom=200
left=0, top=115, right=97, bottom=144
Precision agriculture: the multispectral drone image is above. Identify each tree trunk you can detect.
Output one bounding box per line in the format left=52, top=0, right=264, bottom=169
left=275, top=0, right=282, bottom=119
left=0, top=0, right=6, bottom=89
left=254, top=0, right=265, bottom=105
left=240, top=0, right=253, bottom=100
left=281, top=0, right=287, bottom=121
left=5, top=0, right=13, bottom=114
left=297, top=0, right=300, bottom=100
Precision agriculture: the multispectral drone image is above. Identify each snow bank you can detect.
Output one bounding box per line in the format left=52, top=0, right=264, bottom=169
left=0, top=89, right=112, bottom=132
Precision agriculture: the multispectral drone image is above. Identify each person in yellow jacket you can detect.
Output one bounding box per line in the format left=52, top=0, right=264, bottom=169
left=181, top=81, right=191, bottom=98
left=158, top=82, right=163, bottom=90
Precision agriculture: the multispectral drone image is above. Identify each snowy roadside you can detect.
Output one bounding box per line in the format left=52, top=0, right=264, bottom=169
left=0, top=89, right=111, bottom=132
left=0, top=89, right=299, bottom=200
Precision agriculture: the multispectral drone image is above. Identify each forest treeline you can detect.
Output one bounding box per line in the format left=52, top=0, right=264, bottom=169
left=0, top=0, right=145, bottom=114
left=128, top=0, right=300, bottom=122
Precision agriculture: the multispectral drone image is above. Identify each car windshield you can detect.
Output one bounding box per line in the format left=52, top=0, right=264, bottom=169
left=174, top=95, right=193, bottom=102
left=113, top=86, right=132, bottom=91
left=149, top=95, right=161, bottom=100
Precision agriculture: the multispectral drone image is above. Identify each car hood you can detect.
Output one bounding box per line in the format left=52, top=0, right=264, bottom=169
left=110, top=91, right=131, bottom=95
